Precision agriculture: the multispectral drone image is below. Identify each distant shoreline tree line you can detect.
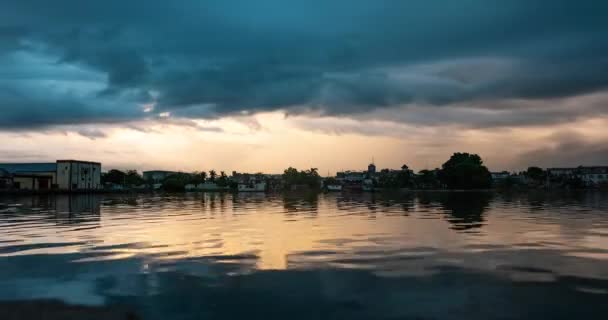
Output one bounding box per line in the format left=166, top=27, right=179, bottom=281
left=374, top=152, right=493, bottom=190
left=102, top=152, right=599, bottom=192
left=282, top=152, right=494, bottom=191
left=101, top=169, right=231, bottom=191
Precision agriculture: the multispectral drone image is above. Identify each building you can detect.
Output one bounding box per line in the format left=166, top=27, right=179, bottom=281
left=56, top=160, right=102, bottom=190
left=491, top=172, right=511, bottom=180
left=142, top=170, right=180, bottom=183
left=336, top=171, right=366, bottom=183
left=368, top=162, right=376, bottom=175
left=577, top=166, right=608, bottom=186
left=547, top=168, right=577, bottom=177
left=0, top=160, right=101, bottom=191
left=547, top=166, right=608, bottom=186
left=231, top=171, right=277, bottom=192
left=238, top=181, right=267, bottom=192
left=0, top=162, right=57, bottom=190
left=0, top=168, right=14, bottom=189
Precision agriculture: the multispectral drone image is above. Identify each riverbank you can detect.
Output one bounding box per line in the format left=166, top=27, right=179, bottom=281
left=1, top=186, right=606, bottom=196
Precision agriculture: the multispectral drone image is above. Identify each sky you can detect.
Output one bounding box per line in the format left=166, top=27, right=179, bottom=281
left=1, top=0, right=607, bottom=173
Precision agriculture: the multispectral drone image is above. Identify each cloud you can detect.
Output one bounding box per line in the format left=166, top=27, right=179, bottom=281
left=363, top=92, right=608, bottom=129
left=73, top=128, right=107, bottom=139
left=0, top=0, right=607, bottom=130
left=514, top=132, right=608, bottom=168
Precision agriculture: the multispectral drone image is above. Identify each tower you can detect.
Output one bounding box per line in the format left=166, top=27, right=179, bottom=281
left=368, top=157, right=376, bottom=175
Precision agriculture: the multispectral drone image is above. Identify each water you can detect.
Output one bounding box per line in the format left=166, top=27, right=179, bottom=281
left=1, top=191, right=607, bottom=319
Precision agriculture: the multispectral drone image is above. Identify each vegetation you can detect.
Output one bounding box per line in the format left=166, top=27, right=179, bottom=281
left=438, top=153, right=492, bottom=189
left=414, top=169, right=442, bottom=189
left=525, top=167, right=546, bottom=184
left=323, top=177, right=339, bottom=186
left=375, top=168, right=413, bottom=189
left=282, top=167, right=321, bottom=190
left=101, top=169, right=126, bottom=185
left=217, top=171, right=229, bottom=187
left=162, top=173, right=196, bottom=192
left=101, top=169, right=145, bottom=186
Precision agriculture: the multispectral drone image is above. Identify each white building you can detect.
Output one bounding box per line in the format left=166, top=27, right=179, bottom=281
left=548, top=166, right=608, bottom=186
left=56, top=160, right=102, bottom=190
left=238, top=181, right=266, bottom=192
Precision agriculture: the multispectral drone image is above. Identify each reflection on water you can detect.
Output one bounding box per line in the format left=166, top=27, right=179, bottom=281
left=0, top=192, right=608, bottom=319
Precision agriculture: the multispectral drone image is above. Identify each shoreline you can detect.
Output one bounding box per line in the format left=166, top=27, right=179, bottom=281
left=1, top=187, right=606, bottom=196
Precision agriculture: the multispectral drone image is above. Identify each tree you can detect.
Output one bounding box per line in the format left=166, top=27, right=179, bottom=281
left=282, top=167, right=321, bottom=189
left=209, top=170, right=217, bottom=182
left=162, top=172, right=193, bottom=191
left=125, top=170, right=145, bottom=186
left=217, top=171, right=228, bottom=187
left=189, top=171, right=205, bottom=185
left=162, top=177, right=186, bottom=192
left=439, top=153, right=491, bottom=189
left=525, top=167, right=546, bottom=183
left=102, top=169, right=126, bottom=185
left=415, top=169, right=441, bottom=189
left=283, top=167, right=300, bottom=187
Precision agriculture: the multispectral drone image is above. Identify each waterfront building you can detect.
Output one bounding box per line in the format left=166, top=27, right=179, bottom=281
left=577, top=166, right=608, bottom=186
left=491, top=172, right=511, bottom=181
left=238, top=181, right=267, bottom=192
left=368, top=162, right=376, bottom=175
left=548, top=166, right=608, bottom=186
left=232, top=171, right=281, bottom=191
left=0, top=160, right=101, bottom=191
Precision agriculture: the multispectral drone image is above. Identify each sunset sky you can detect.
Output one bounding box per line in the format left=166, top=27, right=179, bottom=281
left=1, top=0, right=607, bottom=174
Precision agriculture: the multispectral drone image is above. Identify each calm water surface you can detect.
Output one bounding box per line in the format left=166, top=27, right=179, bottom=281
left=1, top=192, right=608, bottom=319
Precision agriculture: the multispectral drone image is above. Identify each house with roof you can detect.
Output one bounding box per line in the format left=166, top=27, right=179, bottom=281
left=0, top=160, right=101, bottom=191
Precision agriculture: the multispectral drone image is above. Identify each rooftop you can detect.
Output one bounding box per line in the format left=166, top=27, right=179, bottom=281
left=0, top=163, right=57, bottom=174
left=57, top=160, right=101, bottom=165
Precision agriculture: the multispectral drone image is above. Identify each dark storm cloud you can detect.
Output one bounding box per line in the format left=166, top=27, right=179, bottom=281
left=1, top=0, right=608, bottom=128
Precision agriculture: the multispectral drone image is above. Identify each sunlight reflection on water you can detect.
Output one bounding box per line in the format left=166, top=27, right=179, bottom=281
left=0, top=191, right=607, bottom=319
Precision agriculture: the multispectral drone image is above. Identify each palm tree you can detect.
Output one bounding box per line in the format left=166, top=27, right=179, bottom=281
left=218, top=171, right=228, bottom=187
left=200, top=171, right=207, bottom=181
left=209, top=170, right=217, bottom=182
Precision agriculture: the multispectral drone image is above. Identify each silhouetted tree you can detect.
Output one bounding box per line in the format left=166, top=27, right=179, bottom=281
left=282, top=167, right=321, bottom=189
left=415, top=169, right=441, bottom=189
left=217, top=171, right=228, bottom=187
left=525, top=167, right=546, bottom=184
left=125, top=170, right=145, bottom=186
left=439, top=153, right=491, bottom=189
left=102, top=169, right=126, bottom=185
